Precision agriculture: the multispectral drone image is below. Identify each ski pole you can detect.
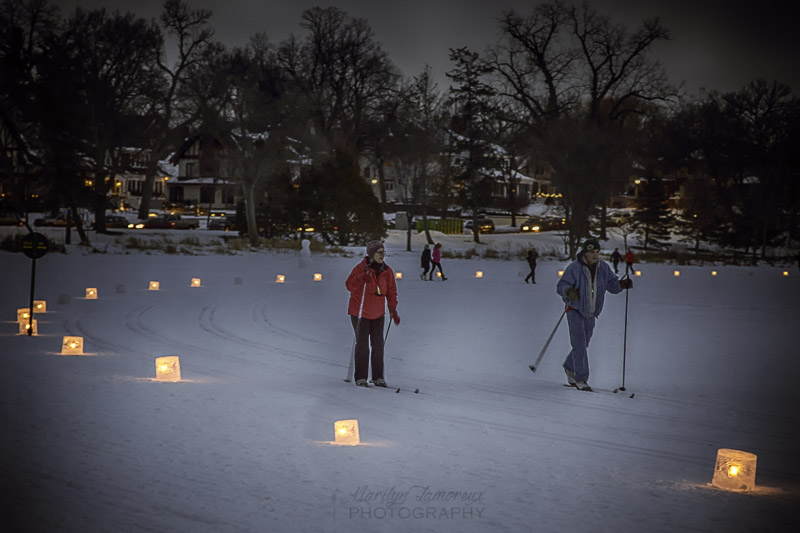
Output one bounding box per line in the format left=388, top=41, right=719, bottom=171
left=384, top=318, right=392, bottom=344
left=529, top=308, right=567, bottom=373
left=619, top=275, right=630, bottom=391
left=344, top=278, right=368, bottom=382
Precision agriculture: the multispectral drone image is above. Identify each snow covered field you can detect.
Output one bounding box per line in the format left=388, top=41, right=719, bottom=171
left=1, top=234, right=798, bottom=532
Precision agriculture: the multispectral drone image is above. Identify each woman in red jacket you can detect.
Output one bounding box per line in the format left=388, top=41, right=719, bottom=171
left=345, top=240, right=400, bottom=387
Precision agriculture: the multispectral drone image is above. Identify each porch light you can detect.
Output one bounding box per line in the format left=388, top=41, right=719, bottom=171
left=86, top=288, right=98, bottom=299
left=475, top=271, right=483, bottom=278
left=19, top=320, right=37, bottom=336
left=61, top=336, right=84, bottom=355
left=149, top=281, right=160, bottom=291
left=33, top=300, right=46, bottom=313
left=276, top=275, right=285, bottom=283
left=314, top=273, right=323, bottom=282
left=334, top=419, right=360, bottom=445
left=711, top=448, right=757, bottom=492
left=191, top=278, right=201, bottom=287
left=155, top=356, right=181, bottom=382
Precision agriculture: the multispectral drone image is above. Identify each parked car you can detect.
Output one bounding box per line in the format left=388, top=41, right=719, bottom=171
left=521, top=216, right=566, bottom=232
left=141, top=214, right=197, bottom=230
left=92, top=215, right=129, bottom=229
left=464, top=217, right=495, bottom=234
left=34, top=213, right=83, bottom=228
left=208, top=215, right=234, bottom=231
left=0, top=210, right=23, bottom=226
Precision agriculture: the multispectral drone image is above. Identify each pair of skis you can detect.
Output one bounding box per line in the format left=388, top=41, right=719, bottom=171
left=529, top=307, right=634, bottom=398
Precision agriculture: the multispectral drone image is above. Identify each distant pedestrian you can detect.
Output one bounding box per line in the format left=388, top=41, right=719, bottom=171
left=420, top=244, right=432, bottom=280
left=623, top=249, right=636, bottom=275
left=557, top=238, right=633, bottom=391
left=610, top=248, right=622, bottom=274
left=524, top=247, right=539, bottom=283
left=345, top=240, right=400, bottom=388
left=430, top=242, right=447, bottom=280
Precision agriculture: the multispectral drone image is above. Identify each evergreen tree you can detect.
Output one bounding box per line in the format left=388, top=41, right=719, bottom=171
left=633, top=177, right=673, bottom=249
left=300, top=150, right=385, bottom=246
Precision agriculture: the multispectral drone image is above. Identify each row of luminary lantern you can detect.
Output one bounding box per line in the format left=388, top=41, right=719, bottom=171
left=16, top=302, right=46, bottom=335
left=60, top=335, right=180, bottom=381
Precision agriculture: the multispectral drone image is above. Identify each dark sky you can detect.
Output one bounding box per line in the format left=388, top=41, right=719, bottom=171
left=56, top=0, right=800, bottom=96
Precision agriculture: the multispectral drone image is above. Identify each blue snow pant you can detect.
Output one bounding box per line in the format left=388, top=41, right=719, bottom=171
left=563, top=310, right=596, bottom=383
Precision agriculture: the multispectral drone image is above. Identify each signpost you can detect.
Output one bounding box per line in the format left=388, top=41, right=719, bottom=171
left=21, top=232, right=49, bottom=336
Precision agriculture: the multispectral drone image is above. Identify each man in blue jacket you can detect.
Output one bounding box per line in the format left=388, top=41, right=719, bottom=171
left=556, top=238, right=633, bottom=391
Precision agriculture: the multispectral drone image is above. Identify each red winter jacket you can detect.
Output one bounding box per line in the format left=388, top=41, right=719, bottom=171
left=346, top=258, right=398, bottom=319
left=624, top=250, right=635, bottom=264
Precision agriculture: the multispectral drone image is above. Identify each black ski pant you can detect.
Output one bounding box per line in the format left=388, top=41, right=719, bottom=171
left=525, top=263, right=537, bottom=283
left=351, top=314, right=385, bottom=382
left=430, top=261, right=444, bottom=280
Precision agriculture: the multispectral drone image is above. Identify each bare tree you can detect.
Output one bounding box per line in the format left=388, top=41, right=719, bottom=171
left=137, top=0, right=217, bottom=220
left=51, top=7, right=163, bottom=240
left=276, top=6, right=399, bottom=158
left=489, top=1, right=675, bottom=257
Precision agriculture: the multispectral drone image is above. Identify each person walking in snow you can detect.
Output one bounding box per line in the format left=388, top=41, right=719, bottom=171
left=524, top=247, right=539, bottom=283
left=556, top=238, right=633, bottom=391
left=346, top=240, right=400, bottom=387
left=610, top=247, right=622, bottom=274
left=420, top=244, right=432, bottom=280
left=430, top=242, right=447, bottom=280
left=623, top=249, right=636, bottom=275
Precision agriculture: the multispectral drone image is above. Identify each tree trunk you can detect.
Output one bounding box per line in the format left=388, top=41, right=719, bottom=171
left=406, top=210, right=413, bottom=251
left=244, top=182, right=259, bottom=247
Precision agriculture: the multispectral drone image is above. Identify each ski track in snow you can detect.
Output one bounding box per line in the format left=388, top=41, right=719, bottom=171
left=59, top=281, right=797, bottom=484
left=3, top=251, right=799, bottom=532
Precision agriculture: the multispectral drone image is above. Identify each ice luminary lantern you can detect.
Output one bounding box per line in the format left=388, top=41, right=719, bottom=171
left=33, top=300, right=46, bottom=313
left=191, top=278, right=201, bottom=287
left=635, top=271, right=642, bottom=277
left=711, top=271, right=718, bottom=277
left=276, top=275, right=285, bottom=284
left=61, top=336, right=84, bottom=355
left=395, top=272, right=402, bottom=280
left=475, top=271, right=484, bottom=278
left=17, top=308, right=31, bottom=323
left=155, top=356, right=181, bottom=381
left=334, top=419, right=360, bottom=445
left=86, top=288, right=98, bottom=299
left=673, top=270, right=681, bottom=277
left=314, top=273, right=323, bottom=282
left=149, top=281, right=160, bottom=291
left=711, top=448, right=757, bottom=492
left=19, top=320, right=37, bottom=335
left=557, top=270, right=564, bottom=277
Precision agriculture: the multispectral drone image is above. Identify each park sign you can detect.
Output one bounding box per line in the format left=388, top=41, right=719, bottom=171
left=21, top=232, right=49, bottom=259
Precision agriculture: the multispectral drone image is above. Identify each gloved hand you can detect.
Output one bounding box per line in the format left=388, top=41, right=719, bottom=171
left=565, top=288, right=580, bottom=301
left=390, top=310, right=400, bottom=325
left=619, top=278, right=633, bottom=290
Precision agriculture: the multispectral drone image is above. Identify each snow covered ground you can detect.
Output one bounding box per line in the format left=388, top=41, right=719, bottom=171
left=1, top=231, right=798, bottom=532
